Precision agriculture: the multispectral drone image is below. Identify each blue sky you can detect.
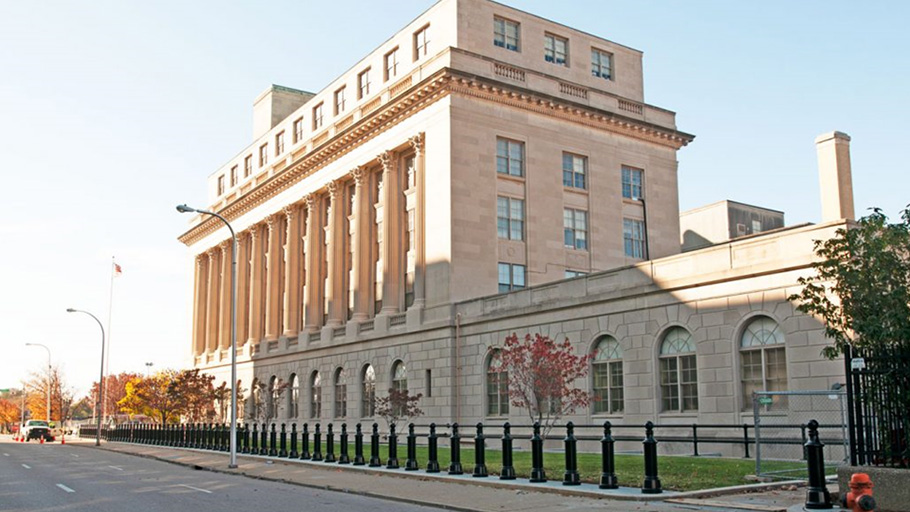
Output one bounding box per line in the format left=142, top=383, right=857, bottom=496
left=1, top=0, right=907, bottom=396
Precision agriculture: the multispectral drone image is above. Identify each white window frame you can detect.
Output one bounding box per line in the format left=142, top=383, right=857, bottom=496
left=493, top=17, right=520, bottom=52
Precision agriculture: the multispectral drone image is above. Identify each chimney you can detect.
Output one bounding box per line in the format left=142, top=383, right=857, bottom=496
left=815, top=131, right=855, bottom=222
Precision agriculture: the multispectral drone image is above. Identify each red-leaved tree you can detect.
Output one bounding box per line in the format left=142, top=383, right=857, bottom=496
left=500, top=333, right=590, bottom=436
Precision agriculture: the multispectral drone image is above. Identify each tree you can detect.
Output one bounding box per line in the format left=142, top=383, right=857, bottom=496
left=213, top=382, right=230, bottom=422
left=118, top=371, right=181, bottom=424
left=246, top=378, right=288, bottom=426
left=500, top=333, right=591, bottom=436
left=790, top=207, right=910, bottom=358
left=24, top=365, right=74, bottom=422
left=70, top=397, right=94, bottom=421
left=0, top=398, right=19, bottom=433
left=88, top=372, right=141, bottom=421
left=374, top=389, right=423, bottom=431
left=171, top=369, right=216, bottom=423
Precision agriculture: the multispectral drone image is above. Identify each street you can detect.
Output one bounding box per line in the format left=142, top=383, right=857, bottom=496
left=0, top=437, right=443, bottom=512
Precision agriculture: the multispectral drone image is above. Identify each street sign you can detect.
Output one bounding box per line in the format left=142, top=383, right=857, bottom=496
left=851, top=357, right=866, bottom=370
left=758, top=396, right=774, bottom=406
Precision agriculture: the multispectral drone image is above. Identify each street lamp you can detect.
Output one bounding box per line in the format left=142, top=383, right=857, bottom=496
left=66, top=308, right=105, bottom=446
left=25, top=343, right=51, bottom=423
left=145, top=362, right=154, bottom=376
left=177, top=203, right=238, bottom=468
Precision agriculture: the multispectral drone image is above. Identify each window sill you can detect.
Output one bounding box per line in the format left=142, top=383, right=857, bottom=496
left=563, top=186, right=588, bottom=195
left=658, top=412, right=699, bottom=418
left=496, top=173, right=525, bottom=183
left=622, top=198, right=644, bottom=206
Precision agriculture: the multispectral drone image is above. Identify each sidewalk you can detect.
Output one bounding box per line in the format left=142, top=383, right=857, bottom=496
left=65, top=437, right=816, bottom=512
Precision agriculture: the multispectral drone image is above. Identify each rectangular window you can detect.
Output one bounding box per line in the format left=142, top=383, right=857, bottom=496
left=357, top=69, right=371, bottom=99
left=334, top=86, right=346, bottom=114
left=230, top=165, right=238, bottom=187
left=496, top=138, right=524, bottom=177
left=752, top=219, right=762, bottom=233
left=275, top=131, right=285, bottom=156
left=496, top=196, right=524, bottom=241
left=623, top=218, right=647, bottom=259
left=498, top=262, right=526, bottom=293
left=414, top=25, right=430, bottom=61
left=591, top=48, right=613, bottom=80
left=493, top=17, right=520, bottom=51
left=562, top=153, right=586, bottom=189
left=217, top=175, right=225, bottom=195
left=425, top=369, right=432, bottom=398
left=544, top=33, right=568, bottom=66
left=313, top=102, right=324, bottom=130
left=565, top=270, right=587, bottom=278
left=259, top=143, right=268, bottom=167
left=244, top=155, right=252, bottom=177
left=621, top=166, right=643, bottom=199
left=563, top=208, right=588, bottom=250
left=293, top=117, right=304, bottom=143
left=384, top=47, right=399, bottom=81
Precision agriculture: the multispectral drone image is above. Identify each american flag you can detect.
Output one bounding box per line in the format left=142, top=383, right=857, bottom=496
left=113, top=262, right=122, bottom=276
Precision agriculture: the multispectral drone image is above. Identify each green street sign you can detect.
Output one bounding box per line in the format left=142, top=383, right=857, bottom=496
left=758, top=396, right=774, bottom=405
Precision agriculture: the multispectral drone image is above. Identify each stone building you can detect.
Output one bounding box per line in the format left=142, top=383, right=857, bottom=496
left=179, top=0, right=851, bottom=438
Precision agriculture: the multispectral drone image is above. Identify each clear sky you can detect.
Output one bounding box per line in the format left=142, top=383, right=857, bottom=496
left=1, top=1, right=907, bottom=397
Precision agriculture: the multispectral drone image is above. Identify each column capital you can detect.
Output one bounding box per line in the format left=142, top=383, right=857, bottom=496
left=247, top=225, right=259, bottom=242
left=206, top=247, right=217, bottom=258
left=304, top=193, right=317, bottom=212
left=219, top=240, right=231, bottom=252
left=352, top=166, right=366, bottom=185
left=378, top=151, right=397, bottom=172
left=283, top=204, right=296, bottom=221
left=408, top=133, right=425, bottom=157
left=327, top=179, right=341, bottom=198
left=265, top=214, right=277, bottom=233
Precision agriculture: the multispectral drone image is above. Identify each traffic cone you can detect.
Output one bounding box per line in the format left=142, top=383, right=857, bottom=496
left=61, top=435, right=65, bottom=445
left=40, top=437, right=44, bottom=444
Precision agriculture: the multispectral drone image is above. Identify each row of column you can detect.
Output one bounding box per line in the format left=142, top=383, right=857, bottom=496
left=192, top=134, right=426, bottom=357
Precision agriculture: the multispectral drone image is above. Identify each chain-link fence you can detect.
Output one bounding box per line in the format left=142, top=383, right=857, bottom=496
left=753, top=390, right=848, bottom=480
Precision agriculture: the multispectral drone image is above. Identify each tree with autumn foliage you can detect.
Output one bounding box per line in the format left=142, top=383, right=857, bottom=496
left=500, top=333, right=591, bottom=436
left=23, top=365, right=76, bottom=423
left=0, top=397, right=20, bottom=433
left=117, top=369, right=218, bottom=424
left=375, top=388, right=423, bottom=431
left=87, top=372, right=141, bottom=420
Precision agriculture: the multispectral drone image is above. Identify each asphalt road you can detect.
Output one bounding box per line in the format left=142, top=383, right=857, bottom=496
left=0, top=437, right=444, bottom=512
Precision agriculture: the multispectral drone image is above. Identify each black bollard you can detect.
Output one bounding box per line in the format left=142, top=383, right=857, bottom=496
left=210, top=423, right=217, bottom=450
left=222, top=423, right=230, bottom=452
left=387, top=423, right=399, bottom=468
left=500, top=422, right=516, bottom=480
left=405, top=424, right=419, bottom=470
left=312, top=423, right=323, bottom=461
left=269, top=423, right=278, bottom=457
left=641, top=421, right=662, bottom=494
left=289, top=423, right=299, bottom=459
left=426, top=423, right=440, bottom=473
left=300, top=423, right=311, bottom=460
left=242, top=423, right=250, bottom=454
left=473, top=423, right=488, bottom=477
left=338, top=424, right=350, bottom=464
left=563, top=422, right=580, bottom=485
left=324, top=423, right=336, bottom=463
left=804, top=420, right=833, bottom=509
left=251, top=423, right=259, bottom=454
left=368, top=423, right=381, bottom=467
left=179, top=424, right=187, bottom=448
left=259, top=423, right=268, bottom=456
left=530, top=422, right=546, bottom=482
left=279, top=423, right=288, bottom=458
left=353, top=424, right=365, bottom=466
left=599, top=421, right=618, bottom=489
left=448, top=423, right=463, bottom=475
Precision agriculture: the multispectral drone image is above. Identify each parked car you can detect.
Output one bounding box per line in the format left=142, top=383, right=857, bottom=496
left=22, top=420, right=54, bottom=442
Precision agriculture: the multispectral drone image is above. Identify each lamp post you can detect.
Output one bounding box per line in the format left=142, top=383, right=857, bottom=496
left=145, top=362, right=154, bottom=377
left=177, top=203, right=238, bottom=468
left=66, top=308, right=105, bottom=446
left=25, top=343, right=51, bottom=423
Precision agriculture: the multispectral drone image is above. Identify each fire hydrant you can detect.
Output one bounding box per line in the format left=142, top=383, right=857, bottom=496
left=842, top=473, right=876, bottom=512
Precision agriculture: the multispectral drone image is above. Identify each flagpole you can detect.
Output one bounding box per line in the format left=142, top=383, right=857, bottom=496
left=104, top=256, right=115, bottom=425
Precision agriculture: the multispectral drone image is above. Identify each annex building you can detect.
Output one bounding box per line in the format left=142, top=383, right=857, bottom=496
left=179, top=0, right=851, bottom=439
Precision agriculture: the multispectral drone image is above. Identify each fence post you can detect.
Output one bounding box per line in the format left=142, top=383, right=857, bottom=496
left=387, top=423, right=399, bottom=469
left=300, top=423, right=310, bottom=460
left=530, top=422, right=546, bottom=483
left=324, top=423, right=336, bottom=463
left=339, top=423, right=350, bottom=464
left=251, top=423, right=259, bottom=454
left=600, top=421, right=618, bottom=489
left=369, top=423, right=381, bottom=467
left=801, top=424, right=809, bottom=461
left=563, top=422, right=580, bottom=486
left=426, top=423, right=440, bottom=473
left=289, top=423, right=298, bottom=459
left=353, top=423, right=365, bottom=465
left=189, top=423, right=196, bottom=448
left=692, top=424, right=699, bottom=457
left=221, top=423, right=229, bottom=452
left=743, top=424, right=751, bottom=459
left=473, top=423, right=487, bottom=477
left=259, top=423, right=268, bottom=456
left=641, top=421, right=662, bottom=494
left=405, top=423, right=419, bottom=470
left=448, top=423, right=463, bottom=475
left=269, top=423, right=278, bottom=456
left=242, top=423, right=250, bottom=454
left=279, top=423, right=288, bottom=458
left=500, top=422, right=515, bottom=480
left=804, top=420, right=833, bottom=509
left=312, top=423, right=323, bottom=461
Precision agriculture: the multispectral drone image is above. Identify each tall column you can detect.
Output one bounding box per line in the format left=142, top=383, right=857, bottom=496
left=192, top=255, right=206, bottom=356
left=219, top=240, right=231, bottom=351
left=247, top=224, right=264, bottom=345
left=264, top=214, right=281, bottom=341
left=379, top=151, right=402, bottom=314
left=351, top=167, right=371, bottom=321
left=236, top=233, right=250, bottom=345
left=283, top=204, right=301, bottom=338
left=409, top=133, right=426, bottom=308
left=303, top=194, right=322, bottom=331
left=205, top=248, right=220, bottom=354
left=325, top=180, right=346, bottom=326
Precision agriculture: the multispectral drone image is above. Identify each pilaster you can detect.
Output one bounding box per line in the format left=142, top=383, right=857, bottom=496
left=351, top=167, right=371, bottom=321
left=264, top=214, right=282, bottom=341
left=379, top=150, right=402, bottom=315
left=303, top=194, right=322, bottom=332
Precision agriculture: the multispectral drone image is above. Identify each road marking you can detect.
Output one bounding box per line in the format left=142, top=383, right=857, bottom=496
left=70, top=454, right=79, bottom=458
left=108, top=465, right=123, bottom=471
left=56, top=484, right=75, bottom=493
left=177, top=484, right=212, bottom=494
left=21, top=464, right=31, bottom=469
left=3, top=453, right=8, bottom=456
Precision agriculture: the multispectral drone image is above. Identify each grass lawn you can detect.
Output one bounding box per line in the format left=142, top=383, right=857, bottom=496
left=332, top=444, right=805, bottom=491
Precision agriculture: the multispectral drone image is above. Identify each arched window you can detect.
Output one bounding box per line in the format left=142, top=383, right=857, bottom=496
left=268, top=376, right=279, bottom=419
left=740, top=316, right=787, bottom=408
left=288, top=373, right=299, bottom=418
left=592, top=336, right=623, bottom=414
left=334, top=368, right=347, bottom=418
left=361, top=364, right=376, bottom=417
left=659, top=327, right=698, bottom=412
left=392, top=361, right=407, bottom=393
left=486, top=350, right=509, bottom=417
left=310, top=371, right=322, bottom=419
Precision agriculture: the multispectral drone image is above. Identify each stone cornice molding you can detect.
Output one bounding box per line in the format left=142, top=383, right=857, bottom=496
left=179, top=68, right=693, bottom=247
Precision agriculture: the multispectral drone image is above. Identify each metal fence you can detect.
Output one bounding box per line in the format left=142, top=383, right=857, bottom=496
left=753, top=390, right=848, bottom=479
